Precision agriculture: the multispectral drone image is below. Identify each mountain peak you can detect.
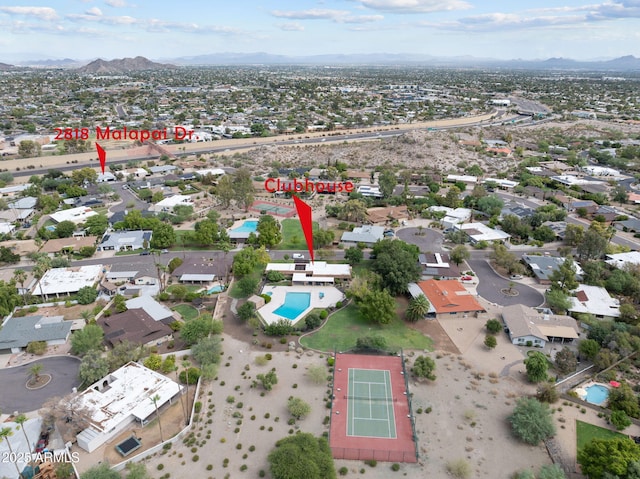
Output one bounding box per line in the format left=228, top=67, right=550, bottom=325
left=76, top=56, right=175, bottom=74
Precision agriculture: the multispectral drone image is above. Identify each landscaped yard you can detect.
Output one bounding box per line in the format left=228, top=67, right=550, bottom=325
left=300, top=303, right=433, bottom=352
left=277, top=218, right=319, bottom=250
left=229, top=264, right=265, bottom=299
left=576, top=420, right=626, bottom=452
left=172, top=304, right=199, bottom=321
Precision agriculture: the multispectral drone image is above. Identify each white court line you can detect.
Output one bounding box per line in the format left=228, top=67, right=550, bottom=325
left=382, top=370, right=391, bottom=438
left=368, top=383, right=372, bottom=418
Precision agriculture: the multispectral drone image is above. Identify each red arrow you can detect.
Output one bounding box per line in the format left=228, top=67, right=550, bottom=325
left=292, top=195, right=314, bottom=263
left=96, top=142, right=106, bottom=174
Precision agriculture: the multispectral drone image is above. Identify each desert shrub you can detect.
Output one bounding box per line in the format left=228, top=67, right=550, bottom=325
left=26, top=341, right=47, bottom=355
left=446, top=459, right=471, bottom=479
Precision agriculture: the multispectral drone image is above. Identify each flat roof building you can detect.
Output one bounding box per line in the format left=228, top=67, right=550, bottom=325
left=35, top=265, right=103, bottom=299
left=50, top=206, right=98, bottom=225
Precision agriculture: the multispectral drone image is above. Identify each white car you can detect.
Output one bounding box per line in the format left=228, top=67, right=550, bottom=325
left=510, top=274, right=523, bottom=280
left=292, top=253, right=305, bottom=259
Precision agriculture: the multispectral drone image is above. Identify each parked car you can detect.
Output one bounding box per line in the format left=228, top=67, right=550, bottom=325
left=292, top=253, right=305, bottom=259
left=161, top=249, right=169, bottom=254
left=139, top=250, right=150, bottom=256
left=510, top=274, right=523, bottom=280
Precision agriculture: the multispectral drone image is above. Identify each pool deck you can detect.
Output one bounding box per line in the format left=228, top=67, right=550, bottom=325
left=258, top=285, right=344, bottom=326
left=574, top=380, right=611, bottom=405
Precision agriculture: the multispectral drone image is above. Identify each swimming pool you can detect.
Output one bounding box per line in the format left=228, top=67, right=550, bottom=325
left=207, top=285, right=225, bottom=294
left=273, top=292, right=311, bottom=321
left=585, top=384, right=610, bottom=406
left=231, top=220, right=258, bottom=234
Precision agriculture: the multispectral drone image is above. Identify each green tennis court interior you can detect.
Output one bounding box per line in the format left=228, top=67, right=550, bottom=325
left=347, top=368, right=397, bottom=439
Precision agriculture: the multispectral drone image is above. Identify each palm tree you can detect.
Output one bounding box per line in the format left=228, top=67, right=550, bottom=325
left=14, top=414, right=34, bottom=468
left=29, top=364, right=43, bottom=383
left=0, top=427, right=22, bottom=478
left=150, top=394, right=164, bottom=442
left=13, top=269, right=28, bottom=305
left=405, top=294, right=431, bottom=322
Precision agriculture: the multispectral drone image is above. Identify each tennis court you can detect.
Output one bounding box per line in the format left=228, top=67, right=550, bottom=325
left=347, top=369, right=396, bottom=438
left=330, top=353, right=418, bottom=463
left=250, top=200, right=296, bottom=217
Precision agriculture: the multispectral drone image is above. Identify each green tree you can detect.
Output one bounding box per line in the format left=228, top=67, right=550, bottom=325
left=554, top=347, right=577, bottom=375
left=256, top=370, right=278, bottom=391
left=564, top=223, right=585, bottom=247
left=594, top=348, right=619, bottom=371
left=356, top=335, right=388, bottom=351
left=150, top=222, right=176, bottom=249
left=549, top=257, right=579, bottom=293
left=113, top=294, right=127, bottom=313
left=194, top=218, right=219, bottom=246
left=313, top=228, right=335, bottom=248
left=257, top=214, right=282, bottom=247
left=55, top=220, right=76, bottom=238
left=412, top=355, right=436, bottom=380
left=124, top=462, right=152, bottom=479
left=79, top=349, right=109, bottom=386
left=578, top=438, right=640, bottom=479
left=215, top=174, right=235, bottom=208
left=143, top=353, right=162, bottom=371
left=71, top=167, right=98, bottom=186
left=524, top=351, right=548, bottom=383
left=191, top=336, right=222, bottom=367
left=344, top=246, right=363, bottom=265
left=489, top=243, right=525, bottom=275
left=536, top=382, right=559, bottom=403
left=150, top=393, right=164, bottom=442
left=233, top=167, right=255, bottom=211
left=339, top=199, right=368, bottom=223
left=485, top=318, right=502, bottom=334
left=237, top=276, right=259, bottom=297
left=287, top=397, right=312, bottom=420
left=359, top=289, right=396, bottom=324
left=608, top=382, right=640, bottom=418
left=484, top=334, right=497, bottom=349
left=167, top=257, right=183, bottom=273
left=579, top=339, right=601, bottom=360
left=611, top=410, right=633, bottom=431
left=577, top=228, right=608, bottom=261
left=378, top=169, right=397, bottom=198
left=237, top=302, right=256, bottom=321
left=405, top=294, right=430, bottom=322
left=18, top=140, right=40, bottom=158
left=180, top=317, right=213, bottom=346
left=76, top=286, right=98, bottom=304
left=268, top=433, right=336, bottom=479
left=71, top=323, right=104, bottom=356
left=371, top=239, right=420, bottom=295
left=14, top=414, right=33, bottom=464
left=450, top=244, right=470, bottom=267
left=476, top=195, right=504, bottom=217
left=509, top=397, right=555, bottom=445
left=84, top=214, right=108, bottom=236
left=307, top=364, right=327, bottom=385
left=13, top=269, right=28, bottom=305
left=545, top=288, right=571, bottom=314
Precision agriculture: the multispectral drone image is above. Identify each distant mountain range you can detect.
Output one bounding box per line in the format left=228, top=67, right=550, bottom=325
left=75, top=56, right=175, bottom=73
left=2, top=53, right=640, bottom=71
left=166, top=52, right=640, bottom=70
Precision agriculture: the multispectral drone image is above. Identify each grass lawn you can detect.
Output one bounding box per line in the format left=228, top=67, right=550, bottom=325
left=576, top=420, right=626, bottom=452
left=300, top=303, right=433, bottom=352
left=229, top=264, right=265, bottom=299
left=166, top=284, right=202, bottom=293
left=277, top=218, right=319, bottom=250
left=172, top=304, right=199, bottom=321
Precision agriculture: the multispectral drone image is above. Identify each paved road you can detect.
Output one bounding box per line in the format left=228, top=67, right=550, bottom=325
left=467, top=258, right=544, bottom=307
left=396, top=227, right=443, bottom=252
left=0, top=356, right=81, bottom=412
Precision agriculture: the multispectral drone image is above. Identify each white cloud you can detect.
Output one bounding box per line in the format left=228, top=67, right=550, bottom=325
left=356, top=0, right=471, bottom=13
left=0, top=6, right=59, bottom=21
left=105, top=0, right=129, bottom=7
left=66, top=12, right=137, bottom=25
left=270, top=8, right=383, bottom=23
left=86, top=7, right=103, bottom=17
left=278, top=22, right=305, bottom=31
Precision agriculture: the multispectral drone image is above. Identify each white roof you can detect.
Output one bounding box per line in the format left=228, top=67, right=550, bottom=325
left=569, top=284, right=620, bottom=318
left=457, top=223, right=511, bottom=242
left=75, top=362, right=181, bottom=433
left=607, top=252, right=640, bottom=268
left=0, top=417, right=42, bottom=479
left=292, top=273, right=334, bottom=283
left=50, top=206, right=98, bottom=225
left=196, top=168, right=225, bottom=177
left=447, top=174, right=477, bottom=183
left=155, top=195, right=194, bottom=208
left=180, top=273, right=215, bottom=282
left=483, top=178, right=518, bottom=188
left=265, top=261, right=351, bottom=278
left=125, top=295, right=174, bottom=321
left=37, top=265, right=103, bottom=295
left=0, top=183, right=31, bottom=195
left=0, top=222, right=15, bottom=234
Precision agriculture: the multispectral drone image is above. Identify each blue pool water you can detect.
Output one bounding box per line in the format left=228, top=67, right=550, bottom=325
left=274, top=292, right=311, bottom=320
left=207, top=285, right=225, bottom=294
left=231, top=220, right=258, bottom=233
left=585, top=384, right=610, bottom=405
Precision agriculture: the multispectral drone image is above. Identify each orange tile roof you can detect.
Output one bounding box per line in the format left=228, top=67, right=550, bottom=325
left=417, top=279, right=485, bottom=314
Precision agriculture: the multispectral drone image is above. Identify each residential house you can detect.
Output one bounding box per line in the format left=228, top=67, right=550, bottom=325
left=522, top=254, right=584, bottom=284
left=455, top=223, right=511, bottom=244
left=125, top=296, right=176, bottom=324
left=0, top=315, right=72, bottom=353
left=97, top=230, right=152, bottom=252
left=35, top=265, right=103, bottom=299
left=341, top=225, right=385, bottom=247
left=265, top=261, right=351, bottom=284
left=150, top=195, right=194, bottom=213
left=149, top=165, right=178, bottom=175
left=502, top=304, right=579, bottom=348
left=172, top=261, right=218, bottom=284
left=418, top=253, right=461, bottom=279
left=0, top=417, right=42, bottom=479
left=0, top=222, right=15, bottom=235
left=541, top=221, right=568, bottom=240
left=614, top=218, right=640, bottom=233
left=98, top=308, right=173, bottom=348
left=50, top=206, right=97, bottom=225
left=366, top=205, right=409, bottom=225
left=410, top=280, right=485, bottom=319
left=40, top=236, right=97, bottom=256
left=74, top=362, right=182, bottom=452
left=607, top=252, right=640, bottom=269
left=569, top=284, right=620, bottom=320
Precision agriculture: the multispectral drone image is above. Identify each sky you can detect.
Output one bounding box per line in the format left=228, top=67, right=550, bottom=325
left=1, top=0, right=639, bottom=62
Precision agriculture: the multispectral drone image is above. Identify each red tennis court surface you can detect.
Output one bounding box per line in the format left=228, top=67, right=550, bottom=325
left=330, top=352, right=418, bottom=463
